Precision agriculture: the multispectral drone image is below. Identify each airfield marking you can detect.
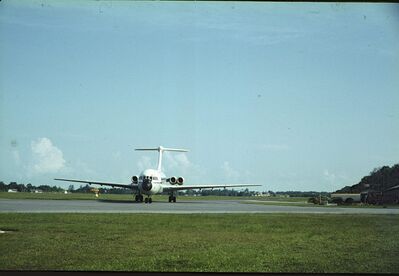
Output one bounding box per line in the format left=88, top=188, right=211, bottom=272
left=1, top=199, right=399, bottom=214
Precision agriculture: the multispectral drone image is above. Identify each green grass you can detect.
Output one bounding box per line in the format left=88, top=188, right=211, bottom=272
left=0, top=213, right=398, bottom=273
left=243, top=201, right=316, bottom=207
left=0, top=192, right=307, bottom=202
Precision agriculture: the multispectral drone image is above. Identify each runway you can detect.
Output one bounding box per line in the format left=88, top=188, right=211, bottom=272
left=1, top=199, right=399, bottom=214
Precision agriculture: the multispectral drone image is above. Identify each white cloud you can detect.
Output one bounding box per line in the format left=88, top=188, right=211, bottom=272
left=164, top=153, right=193, bottom=174
left=162, top=152, right=206, bottom=182
left=31, top=137, right=66, bottom=174
left=323, top=170, right=349, bottom=190
left=221, top=161, right=240, bottom=180
left=323, top=169, right=336, bottom=183
left=137, top=156, right=155, bottom=171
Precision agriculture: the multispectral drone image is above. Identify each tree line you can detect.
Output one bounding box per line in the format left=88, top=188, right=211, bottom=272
left=1, top=181, right=331, bottom=197
left=0, top=181, right=64, bottom=193
left=336, top=164, right=399, bottom=193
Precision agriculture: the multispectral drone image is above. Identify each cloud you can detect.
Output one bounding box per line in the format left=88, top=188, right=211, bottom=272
left=137, top=156, right=155, bottom=171
left=30, top=137, right=66, bottom=174
left=164, top=153, right=192, bottom=173
left=136, top=153, right=191, bottom=173
left=163, top=153, right=206, bottom=182
left=323, top=169, right=348, bottom=189
left=221, top=161, right=240, bottom=180
left=323, top=169, right=336, bottom=183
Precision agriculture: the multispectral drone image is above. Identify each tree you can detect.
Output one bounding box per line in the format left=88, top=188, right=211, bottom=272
left=26, top=183, right=33, bottom=192
left=0, top=181, right=6, bottom=192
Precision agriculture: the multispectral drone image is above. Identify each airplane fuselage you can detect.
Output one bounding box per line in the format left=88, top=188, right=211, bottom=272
left=137, top=169, right=165, bottom=195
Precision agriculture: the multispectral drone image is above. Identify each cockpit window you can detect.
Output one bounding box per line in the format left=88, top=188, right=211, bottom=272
left=141, top=175, right=158, bottom=180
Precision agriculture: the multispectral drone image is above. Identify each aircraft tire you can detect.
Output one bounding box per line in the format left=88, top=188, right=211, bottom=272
left=145, top=198, right=149, bottom=203
left=173, top=196, right=176, bottom=203
left=149, top=198, right=152, bottom=204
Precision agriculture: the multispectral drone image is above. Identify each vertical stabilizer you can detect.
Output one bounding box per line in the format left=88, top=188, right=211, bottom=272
left=135, top=146, right=188, bottom=172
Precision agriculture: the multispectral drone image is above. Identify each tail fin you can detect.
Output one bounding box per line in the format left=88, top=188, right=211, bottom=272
left=135, top=146, right=188, bottom=172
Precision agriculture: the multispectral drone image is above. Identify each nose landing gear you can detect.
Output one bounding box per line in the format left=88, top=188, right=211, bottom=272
left=144, top=197, right=152, bottom=204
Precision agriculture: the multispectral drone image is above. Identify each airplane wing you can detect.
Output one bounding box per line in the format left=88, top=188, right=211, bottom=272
left=54, top=178, right=138, bottom=190
left=162, top=184, right=261, bottom=192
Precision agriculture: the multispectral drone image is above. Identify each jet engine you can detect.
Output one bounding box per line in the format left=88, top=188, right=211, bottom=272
left=177, top=177, right=184, bottom=185
left=168, top=176, right=177, bottom=185
left=131, top=175, right=139, bottom=184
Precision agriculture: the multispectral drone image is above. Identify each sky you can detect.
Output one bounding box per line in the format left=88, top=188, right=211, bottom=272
left=0, top=1, right=398, bottom=192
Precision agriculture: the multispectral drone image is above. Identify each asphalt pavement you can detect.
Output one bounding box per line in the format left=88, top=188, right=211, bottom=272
left=1, top=199, right=399, bottom=214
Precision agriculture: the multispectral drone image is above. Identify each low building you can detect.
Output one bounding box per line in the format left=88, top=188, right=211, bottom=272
left=331, top=193, right=361, bottom=204
left=7, top=189, right=18, bottom=193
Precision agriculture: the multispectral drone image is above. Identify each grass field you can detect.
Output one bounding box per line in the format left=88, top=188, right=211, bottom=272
left=0, top=192, right=308, bottom=202
left=0, top=213, right=398, bottom=273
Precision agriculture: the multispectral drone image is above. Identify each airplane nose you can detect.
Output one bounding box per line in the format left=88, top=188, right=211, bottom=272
left=142, top=178, right=152, bottom=191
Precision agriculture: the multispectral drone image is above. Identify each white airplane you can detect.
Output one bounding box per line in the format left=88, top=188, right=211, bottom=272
left=55, top=146, right=260, bottom=203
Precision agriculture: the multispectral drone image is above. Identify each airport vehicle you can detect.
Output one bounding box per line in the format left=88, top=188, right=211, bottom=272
left=55, top=146, right=260, bottom=203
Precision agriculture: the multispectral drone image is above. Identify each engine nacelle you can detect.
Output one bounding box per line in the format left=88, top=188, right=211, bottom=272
left=168, top=176, right=177, bottom=185
left=177, top=177, right=184, bottom=185
left=131, top=175, right=139, bottom=184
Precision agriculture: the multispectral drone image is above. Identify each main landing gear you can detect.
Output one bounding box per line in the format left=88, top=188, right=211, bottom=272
left=144, top=197, right=152, bottom=204
left=168, top=195, right=177, bottom=203
left=135, top=194, right=144, bottom=202
left=135, top=194, right=153, bottom=204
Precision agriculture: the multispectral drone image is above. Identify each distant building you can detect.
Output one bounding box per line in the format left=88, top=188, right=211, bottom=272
left=32, top=189, right=43, bottom=193
left=382, top=185, right=399, bottom=204
left=256, top=192, right=270, bottom=197
left=7, top=189, right=17, bottom=193
left=334, top=188, right=399, bottom=205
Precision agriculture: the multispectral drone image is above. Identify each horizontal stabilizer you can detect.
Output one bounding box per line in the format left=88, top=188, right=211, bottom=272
left=135, top=146, right=188, bottom=152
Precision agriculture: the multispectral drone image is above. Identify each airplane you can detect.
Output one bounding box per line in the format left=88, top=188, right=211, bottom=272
left=54, top=146, right=260, bottom=203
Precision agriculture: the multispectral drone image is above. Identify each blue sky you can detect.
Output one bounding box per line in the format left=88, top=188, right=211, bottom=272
left=1, top=1, right=398, bottom=192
